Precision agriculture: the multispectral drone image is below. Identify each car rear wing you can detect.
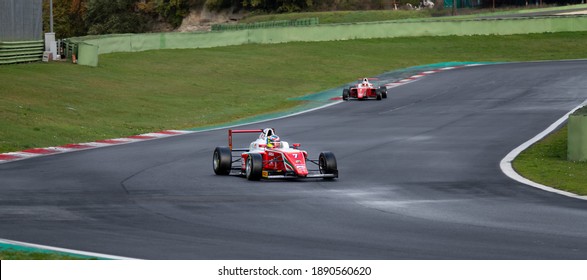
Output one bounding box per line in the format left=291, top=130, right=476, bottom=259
left=229, top=129, right=263, bottom=151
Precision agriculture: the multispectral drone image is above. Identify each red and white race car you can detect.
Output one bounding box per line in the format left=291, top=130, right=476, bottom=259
left=342, top=78, right=388, bottom=101
left=213, top=128, right=338, bottom=180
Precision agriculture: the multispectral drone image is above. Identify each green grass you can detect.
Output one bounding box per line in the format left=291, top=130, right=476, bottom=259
left=574, top=106, right=587, bottom=116
left=2, top=32, right=587, bottom=153
left=239, top=4, right=587, bottom=24
left=0, top=249, right=94, bottom=260
left=513, top=125, right=587, bottom=195
left=239, top=9, right=433, bottom=24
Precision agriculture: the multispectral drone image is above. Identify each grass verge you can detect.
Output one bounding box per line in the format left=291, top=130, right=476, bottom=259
left=0, top=249, right=94, bottom=260
left=2, top=32, right=587, bottom=153
left=239, top=9, right=433, bottom=24
left=239, top=4, right=587, bottom=24
left=513, top=125, right=587, bottom=195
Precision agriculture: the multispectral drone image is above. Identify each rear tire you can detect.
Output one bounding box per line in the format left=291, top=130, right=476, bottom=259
left=213, top=147, right=232, bottom=175
left=319, top=152, right=338, bottom=179
left=342, top=89, right=350, bottom=101
left=245, top=153, right=263, bottom=181
left=379, top=86, right=388, bottom=98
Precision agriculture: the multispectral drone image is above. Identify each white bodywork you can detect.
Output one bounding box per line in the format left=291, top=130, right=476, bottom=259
left=248, top=128, right=291, bottom=152
left=358, top=77, right=373, bottom=88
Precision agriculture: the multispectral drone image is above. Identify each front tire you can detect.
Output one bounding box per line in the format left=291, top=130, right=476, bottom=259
left=319, top=152, right=338, bottom=179
left=342, top=89, right=350, bottom=101
left=245, top=153, right=263, bottom=181
left=213, top=147, right=232, bottom=175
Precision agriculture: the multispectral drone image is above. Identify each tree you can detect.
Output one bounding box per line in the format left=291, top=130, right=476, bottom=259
left=43, top=0, right=88, bottom=38
left=204, top=0, right=242, bottom=11
left=85, top=0, right=150, bottom=35
left=155, top=0, right=191, bottom=27
left=242, top=0, right=314, bottom=13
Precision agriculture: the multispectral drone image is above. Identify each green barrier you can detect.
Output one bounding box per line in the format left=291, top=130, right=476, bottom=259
left=73, top=15, right=587, bottom=66
left=568, top=107, right=587, bottom=162
left=77, top=42, right=99, bottom=67
left=0, top=40, right=44, bottom=65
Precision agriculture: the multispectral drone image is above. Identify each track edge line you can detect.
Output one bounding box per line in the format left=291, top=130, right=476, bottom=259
left=0, top=238, right=139, bottom=260
left=499, top=99, right=587, bottom=201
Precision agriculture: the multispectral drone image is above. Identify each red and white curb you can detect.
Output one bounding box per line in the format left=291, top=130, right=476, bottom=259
left=0, top=130, right=194, bottom=164
left=384, top=64, right=483, bottom=88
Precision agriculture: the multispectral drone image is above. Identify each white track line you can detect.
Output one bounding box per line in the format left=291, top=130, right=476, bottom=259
left=3, top=152, right=41, bottom=158
left=500, top=99, right=587, bottom=201
left=0, top=238, right=138, bottom=260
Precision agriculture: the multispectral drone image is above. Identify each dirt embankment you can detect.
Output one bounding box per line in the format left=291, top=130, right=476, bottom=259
left=176, top=8, right=246, bottom=32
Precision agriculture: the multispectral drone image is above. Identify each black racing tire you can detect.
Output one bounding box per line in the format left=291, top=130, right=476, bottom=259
left=342, top=89, right=350, bottom=101
left=245, top=153, right=263, bottom=181
left=379, top=86, right=388, bottom=98
left=319, top=152, right=338, bottom=179
left=213, top=147, right=232, bottom=175
left=376, top=91, right=382, bottom=100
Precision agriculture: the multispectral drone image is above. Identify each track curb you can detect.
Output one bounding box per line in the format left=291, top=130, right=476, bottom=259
left=500, top=99, right=587, bottom=201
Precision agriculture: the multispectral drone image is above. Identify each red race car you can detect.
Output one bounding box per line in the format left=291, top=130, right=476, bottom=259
left=342, top=77, right=388, bottom=101
left=213, top=128, right=338, bottom=180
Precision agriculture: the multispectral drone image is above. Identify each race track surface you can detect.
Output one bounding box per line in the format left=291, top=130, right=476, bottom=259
left=1, top=60, right=587, bottom=259
left=477, top=6, right=587, bottom=19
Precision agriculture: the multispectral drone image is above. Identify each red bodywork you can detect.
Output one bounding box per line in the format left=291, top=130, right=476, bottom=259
left=343, top=78, right=385, bottom=101
left=240, top=148, right=309, bottom=178
left=349, top=87, right=378, bottom=99
left=227, top=129, right=335, bottom=179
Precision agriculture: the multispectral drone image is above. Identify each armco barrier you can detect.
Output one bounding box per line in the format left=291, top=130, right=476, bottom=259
left=568, top=107, right=587, bottom=162
left=72, top=15, right=587, bottom=66
left=0, top=40, right=44, bottom=65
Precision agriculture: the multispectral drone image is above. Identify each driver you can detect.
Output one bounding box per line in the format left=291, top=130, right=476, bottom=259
left=267, top=135, right=280, bottom=148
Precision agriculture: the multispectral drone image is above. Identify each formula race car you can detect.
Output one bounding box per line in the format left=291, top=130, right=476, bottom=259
left=342, top=78, right=388, bottom=101
left=213, top=128, right=338, bottom=180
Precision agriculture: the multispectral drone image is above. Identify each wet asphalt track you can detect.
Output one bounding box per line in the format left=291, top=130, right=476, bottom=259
left=1, top=60, right=587, bottom=259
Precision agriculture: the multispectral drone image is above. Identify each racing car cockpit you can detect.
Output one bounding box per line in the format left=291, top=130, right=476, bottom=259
left=267, top=135, right=285, bottom=149
left=260, top=128, right=275, bottom=140
left=361, top=78, right=371, bottom=87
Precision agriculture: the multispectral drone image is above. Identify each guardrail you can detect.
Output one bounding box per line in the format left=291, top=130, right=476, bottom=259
left=568, top=106, right=587, bottom=162
left=0, top=40, right=44, bottom=65
left=70, top=15, right=587, bottom=67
